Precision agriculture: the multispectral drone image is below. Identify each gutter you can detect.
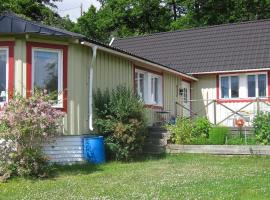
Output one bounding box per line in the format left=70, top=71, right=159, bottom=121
left=81, top=41, right=197, bottom=82
left=190, top=68, right=270, bottom=75
left=88, top=45, right=97, bottom=131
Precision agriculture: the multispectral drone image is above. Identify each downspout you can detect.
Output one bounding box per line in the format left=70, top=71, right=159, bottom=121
left=89, top=45, right=97, bottom=131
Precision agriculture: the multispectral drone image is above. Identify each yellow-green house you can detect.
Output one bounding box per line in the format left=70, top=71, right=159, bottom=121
left=0, top=13, right=196, bottom=162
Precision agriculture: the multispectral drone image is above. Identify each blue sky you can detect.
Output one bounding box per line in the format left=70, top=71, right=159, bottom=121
left=55, top=0, right=100, bottom=21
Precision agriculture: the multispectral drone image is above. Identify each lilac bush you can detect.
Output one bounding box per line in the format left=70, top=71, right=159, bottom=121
left=0, top=92, right=64, bottom=181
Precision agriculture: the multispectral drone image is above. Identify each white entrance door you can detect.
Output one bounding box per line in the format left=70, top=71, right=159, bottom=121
left=181, top=81, right=191, bottom=117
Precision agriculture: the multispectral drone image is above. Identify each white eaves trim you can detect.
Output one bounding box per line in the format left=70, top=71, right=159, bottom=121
left=81, top=41, right=198, bottom=81
left=190, top=68, right=270, bottom=75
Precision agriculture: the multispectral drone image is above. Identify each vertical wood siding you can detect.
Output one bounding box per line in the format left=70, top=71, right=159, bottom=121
left=93, top=51, right=133, bottom=91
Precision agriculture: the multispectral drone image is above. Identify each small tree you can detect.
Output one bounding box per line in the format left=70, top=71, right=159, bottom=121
left=0, top=92, right=64, bottom=181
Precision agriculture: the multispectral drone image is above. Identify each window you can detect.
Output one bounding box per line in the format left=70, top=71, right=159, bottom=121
left=220, top=73, right=268, bottom=100
left=220, top=76, right=239, bottom=99
left=258, top=74, right=267, bottom=97
left=32, top=48, right=63, bottom=107
left=247, top=75, right=256, bottom=97
left=27, top=42, right=68, bottom=111
left=0, top=48, right=8, bottom=105
left=134, top=68, right=163, bottom=106
left=221, top=77, right=229, bottom=98
left=231, top=76, right=239, bottom=98
left=32, top=49, right=63, bottom=106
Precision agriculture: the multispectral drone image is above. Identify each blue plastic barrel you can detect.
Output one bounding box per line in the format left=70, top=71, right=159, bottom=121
left=83, top=136, right=105, bottom=164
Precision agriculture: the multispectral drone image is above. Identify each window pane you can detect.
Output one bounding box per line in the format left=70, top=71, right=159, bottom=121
left=151, top=77, right=159, bottom=104
left=248, top=75, right=256, bottom=97
left=231, top=76, right=239, bottom=98
left=34, top=51, right=58, bottom=100
left=134, top=72, right=138, bottom=96
left=139, top=73, right=144, bottom=100
left=221, top=77, right=229, bottom=98
left=258, top=74, right=267, bottom=97
left=0, top=50, right=7, bottom=103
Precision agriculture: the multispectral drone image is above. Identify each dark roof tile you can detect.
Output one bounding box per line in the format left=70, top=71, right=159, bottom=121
left=113, top=19, right=270, bottom=73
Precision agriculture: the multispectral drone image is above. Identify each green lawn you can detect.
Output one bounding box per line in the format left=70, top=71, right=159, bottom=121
left=1, top=154, right=270, bottom=200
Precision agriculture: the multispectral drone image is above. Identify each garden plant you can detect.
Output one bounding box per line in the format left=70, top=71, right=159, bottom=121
left=0, top=92, right=64, bottom=182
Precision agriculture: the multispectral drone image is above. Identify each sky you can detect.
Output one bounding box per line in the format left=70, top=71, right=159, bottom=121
left=55, top=0, right=100, bottom=21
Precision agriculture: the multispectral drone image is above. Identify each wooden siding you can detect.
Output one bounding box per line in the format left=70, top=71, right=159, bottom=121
left=10, top=36, right=92, bottom=135
left=93, top=50, right=133, bottom=90
left=191, top=74, right=270, bottom=126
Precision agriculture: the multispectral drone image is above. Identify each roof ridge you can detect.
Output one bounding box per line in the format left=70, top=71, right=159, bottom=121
left=114, top=18, right=270, bottom=42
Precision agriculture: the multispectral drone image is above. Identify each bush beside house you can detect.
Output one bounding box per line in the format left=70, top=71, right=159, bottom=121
left=0, top=92, right=64, bottom=182
left=93, top=86, right=147, bottom=161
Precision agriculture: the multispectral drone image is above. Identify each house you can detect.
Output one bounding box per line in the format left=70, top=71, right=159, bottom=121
left=0, top=12, right=196, bottom=163
left=112, top=19, right=270, bottom=127
left=2, top=12, right=270, bottom=162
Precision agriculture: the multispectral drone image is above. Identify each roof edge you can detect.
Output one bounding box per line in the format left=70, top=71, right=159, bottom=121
left=113, top=18, right=270, bottom=43
left=190, top=68, right=270, bottom=75
left=81, top=39, right=198, bottom=81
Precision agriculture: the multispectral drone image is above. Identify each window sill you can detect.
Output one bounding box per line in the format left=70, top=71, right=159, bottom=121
left=217, top=97, right=269, bottom=103
left=144, top=104, right=163, bottom=109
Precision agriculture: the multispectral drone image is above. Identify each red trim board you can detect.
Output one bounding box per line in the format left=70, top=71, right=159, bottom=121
left=0, top=41, right=15, bottom=100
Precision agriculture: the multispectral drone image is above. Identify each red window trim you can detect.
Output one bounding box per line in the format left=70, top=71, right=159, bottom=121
left=133, top=65, right=164, bottom=109
left=26, top=42, right=68, bottom=112
left=0, top=41, right=15, bottom=101
left=216, top=71, right=270, bottom=103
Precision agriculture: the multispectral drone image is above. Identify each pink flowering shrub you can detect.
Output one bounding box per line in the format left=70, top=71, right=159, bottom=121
left=0, top=92, right=64, bottom=181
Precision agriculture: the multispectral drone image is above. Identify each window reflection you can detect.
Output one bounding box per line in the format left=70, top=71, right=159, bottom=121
left=0, top=50, right=7, bottom=103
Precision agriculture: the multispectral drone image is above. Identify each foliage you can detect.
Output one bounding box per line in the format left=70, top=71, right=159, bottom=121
left=0, top=92, right=64, bottom=181
left=166, top=117, right=192, bottom=144
left=208, top=126, right=229, bottom=145
left=93, top=86, right=147, bottom=161
left=74, top=0, right=270, bottom=42
left=192, top=117, right=212, bottom=138
left=253, top=112, right=270, bottom=145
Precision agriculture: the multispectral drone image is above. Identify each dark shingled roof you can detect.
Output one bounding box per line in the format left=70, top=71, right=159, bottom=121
left=112, top=20, right=270, bottom=74
left=0, top=12, right=85, bottom=38
left=0, top=12, right=197, bottom=80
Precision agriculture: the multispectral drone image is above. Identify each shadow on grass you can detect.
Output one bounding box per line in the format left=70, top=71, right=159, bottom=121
left=131, top=152, right=167, bottom=163
left=52, top=162, right=103, bottom=177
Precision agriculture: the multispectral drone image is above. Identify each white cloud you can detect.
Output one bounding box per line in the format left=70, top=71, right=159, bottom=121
left=55, top=0, right=101, bottom=21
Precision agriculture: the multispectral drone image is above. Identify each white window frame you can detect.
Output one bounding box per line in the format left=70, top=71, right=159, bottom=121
left=0, top=48, right=9, bottom=107
left=32, top=48, right=63, bottom=108
left=135, top=68, right=163, bottom=106
left=246, top=72, right=268, bottom=98
left=219, top=72, right=268, bottom=99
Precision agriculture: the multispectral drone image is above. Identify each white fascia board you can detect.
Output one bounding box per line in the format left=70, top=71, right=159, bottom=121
left=81, top=41, right=198, bottom=81
left=190, top=68, right=270, bottom=75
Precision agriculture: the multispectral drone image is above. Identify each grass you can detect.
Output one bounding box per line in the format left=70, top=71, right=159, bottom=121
left=1, top=154, right=270, bottom=200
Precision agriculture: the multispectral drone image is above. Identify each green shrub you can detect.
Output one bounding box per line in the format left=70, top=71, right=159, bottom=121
left=192, top=117, right=212, bottom=138
left=253, top=112, right=270, bottom=145
left=208, top=126, right=229, bottom=145
left=93, top=86, right=147, bottom=161
left=0, top=92, right=64, bottom=181
left=166, top=118, right=192, bottom=144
